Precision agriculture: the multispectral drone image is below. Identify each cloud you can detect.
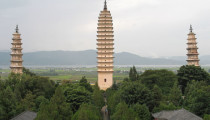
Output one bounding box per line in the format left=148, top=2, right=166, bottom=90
left=0, top=0, right=210, bottom=57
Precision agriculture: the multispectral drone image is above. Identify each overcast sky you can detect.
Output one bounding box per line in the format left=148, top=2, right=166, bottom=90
left=0, top=0, right=210, bottom=58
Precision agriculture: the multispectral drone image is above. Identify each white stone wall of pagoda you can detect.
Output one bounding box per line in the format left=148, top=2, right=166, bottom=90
left=10, top=25, right=23, bottom=74
left=97, top=3, right=114, bottom=90
left=186, top=25, right=199, bottom=66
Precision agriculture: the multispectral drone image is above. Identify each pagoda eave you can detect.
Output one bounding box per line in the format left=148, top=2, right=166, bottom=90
left=97, top=27, right=113, bottom=29
left=97, top=70, right=114, bottom=73
left=98, top=23, right=113, bottom=26
left=97, top=52, right=114, bottom=54
left=97, top=57, right=114, bottom=59
left=186, top=59, right=200, bottom=61
left=97, top=48, right=114, bottom=50
left=187, top=53, right=199, bottom=55
left=97, top=44, right=114, bottom=46
left=10, top=66, right=23, bottom=68
left=10, top=60, right=23, bottom=62
left=10, top=53, right=23, bottom=55
left=11, top=48, right=23, bottom=50
left=97, top=31, right=113, bottom=33
left=97, top=35, right=114, bottom=37
left=97, top=39, right=114, bottom=41
left=97, top=61, right=113, bottom=63
left=12, top=43, right=22, bottom=45
left=186, top=48, right=198, bottom=50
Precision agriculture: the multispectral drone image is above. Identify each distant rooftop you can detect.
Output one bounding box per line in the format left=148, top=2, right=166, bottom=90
left=152, top=108, right=203, bottom=120
left=11, top=111, right=37, bottom=120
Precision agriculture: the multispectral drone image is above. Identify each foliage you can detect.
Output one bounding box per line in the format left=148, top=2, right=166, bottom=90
left=168, top=81, right=182, bottom=106
left=204, top=114, right=210, bottom=120
left=129, top=66, right=140, bottom=81
left=63, top=84, right=91, bottom=112
left=177, top=65, right=210, bottom=93
left=20, top=91, right=36, bottom=111
left=152, top=85, right=163, bottom=107
left=184, top=81, right=210, bottom=117
left=1, top=66, right=210, bottom=119
left=111, top=102, right=139, bottom=120
left=153, top=102, right=178, bottom=113
left=23, top=67, right=36, bottom=76
left=106, top=88, right=120, bottom=115
left=36, top=87, right=72, bottom=120
left=0, top=70, right=56, bottom=120
left=131, top=104, right=151, bottom=120
left=92, top=85, right=104, bottom=110
left=140, top=69, right=177, bottom=95
left=79, top=76, right=93, bottom=92
left=119, top=81, right=154, bottom=111
left=22, top=75, right=55, bottom=99
left=0, top=86, right=17, bottom=120
left=72, top=103, right=102, bottom=120
left=34, top=96, right=48, bottom=112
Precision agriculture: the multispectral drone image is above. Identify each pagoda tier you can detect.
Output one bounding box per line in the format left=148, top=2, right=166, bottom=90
left=10, top=25, right=23, bottom=74
left=97, top=0, right=114, bottom=90
left=186, top=25, right=199, bottom=66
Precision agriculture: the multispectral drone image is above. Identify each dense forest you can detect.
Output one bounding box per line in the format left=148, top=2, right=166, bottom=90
left=0, top=65, right=210, bottom=120
left=106, top=65, right=210, bottom=120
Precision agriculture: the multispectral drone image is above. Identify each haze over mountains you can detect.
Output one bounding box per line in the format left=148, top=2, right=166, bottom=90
left=1, top=50, right=210, bottom=66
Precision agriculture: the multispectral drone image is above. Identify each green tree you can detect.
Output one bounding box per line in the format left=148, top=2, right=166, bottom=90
left=5, top=73, right=21, bottom=90
left=72, top=103, right=102, bottom=120
left=184, top=81, right=210, bottom=117
left=92, top=85, right=104, bottom=110
left=132, top=104, right=151, bottom=120
left=152, top=85, right=163, bottom=107
left=120, top=81, right=154, bottom=111
left=23, top=67, right=36, bottom=76
left=79, top=76, right=93, bottom=92
left=23, top=75, right=55, bottom=99
left=34, top=96, right=48, bottom=112
left=111, top=102, right=139, bottom=120
left=14, top=80, right=26, bottom=101
left=0, top=87, right=17, bottom=120
left=63, top=84, right=91, bottom=112
left=36, top=87, right=72, bottom=120
left=35, top=100, right=52, bottom=120
left=177, top=65, right=210, bottom=93
left=141, top=69, right=177, bottom=95
left=0, top=80, right=4, bottom=91
left=20, top=91, right=36, bottom=111
left=153, top=102, right=178, bottom=113
left=129, top=66, right=140, bottom=81
left=106, top=89, right=120, bottom=115
left=0, top=104, right=6, bottom=120
left=168, top=81, right=182, bottom=106
left=204, top=114, right=210, bottom=120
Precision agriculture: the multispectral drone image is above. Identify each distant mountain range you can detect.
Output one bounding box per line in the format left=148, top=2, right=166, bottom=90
left=0, top=50, right=210, bottom=66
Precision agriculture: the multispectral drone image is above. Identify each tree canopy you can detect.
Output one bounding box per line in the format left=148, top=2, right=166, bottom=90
left=177, top=65, right=210, bottom=93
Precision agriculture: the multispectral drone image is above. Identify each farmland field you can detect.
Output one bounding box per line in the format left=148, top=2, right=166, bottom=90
left=1, top=65, right=210, bottom=83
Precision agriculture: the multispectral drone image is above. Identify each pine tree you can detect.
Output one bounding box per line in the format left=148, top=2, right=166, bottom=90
left=169, top=81, right=182, bottom=106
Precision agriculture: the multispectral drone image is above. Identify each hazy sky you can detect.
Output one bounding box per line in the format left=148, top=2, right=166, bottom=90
left=0, top=0, right=210, bottom=58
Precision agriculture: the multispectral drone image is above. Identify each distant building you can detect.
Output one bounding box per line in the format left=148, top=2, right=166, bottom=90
left=97, top=0, right=114, bottom=90
left=11, top=111, right=37, bottom=120
left=152, top=108, right=203, bottom=120
left=10, top=25, right=23, bottom=74
left=186, top=25, right=199, bottom=66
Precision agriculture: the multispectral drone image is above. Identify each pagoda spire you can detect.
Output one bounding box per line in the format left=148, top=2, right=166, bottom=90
left=16, top=25, right=19, bottom=33
left=186, top=25, right=199, bottom=66
left=190, top=24, right=193, bottom=33
left=97, top=0, right=114, bottom=90
left=104, top=0, right=107, bottom=10
left=10, top=25, right=23, bottom=74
